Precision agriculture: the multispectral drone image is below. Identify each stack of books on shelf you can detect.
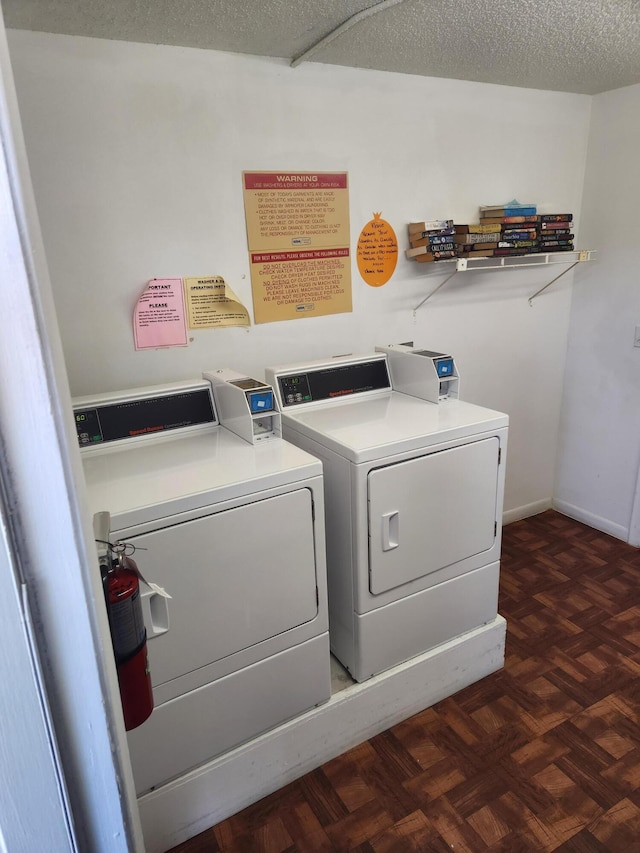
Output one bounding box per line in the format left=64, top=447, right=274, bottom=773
left=405, top=219, right=457, bottom=263
left=458, top=204, right=576, bottom=259
left=477, top=202, right=540, bottom=256
left=406, top=206, right=576, bottom=265
left=452, top=222, right=503, bottom=258
left=539, top=214, right=574, bottom=252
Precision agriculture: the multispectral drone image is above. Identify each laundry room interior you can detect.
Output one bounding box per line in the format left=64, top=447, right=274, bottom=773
left=1, top=1, right=640, bottom=851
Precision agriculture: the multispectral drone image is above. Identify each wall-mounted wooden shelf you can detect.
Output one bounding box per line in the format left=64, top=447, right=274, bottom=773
left=412, top=250, right=596, bottom=313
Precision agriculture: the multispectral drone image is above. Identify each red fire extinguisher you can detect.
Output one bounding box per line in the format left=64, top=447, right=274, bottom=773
left=101, top=547, right=154, bottom=731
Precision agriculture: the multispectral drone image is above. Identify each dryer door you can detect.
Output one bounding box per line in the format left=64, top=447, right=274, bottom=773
left=368, top=437, right=499, bottom=594
left=126, top=488, right=318, bottom=689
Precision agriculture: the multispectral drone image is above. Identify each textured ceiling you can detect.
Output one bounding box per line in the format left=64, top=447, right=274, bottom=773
left=3, top=0, right=640, bottom=95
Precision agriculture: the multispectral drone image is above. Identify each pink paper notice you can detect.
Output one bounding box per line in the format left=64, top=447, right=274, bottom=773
left=134, top=278, right=188, bottom=350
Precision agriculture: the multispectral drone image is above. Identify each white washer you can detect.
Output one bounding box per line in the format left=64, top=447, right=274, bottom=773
left=74, top=379, right=330, bottom=795
left=265, top=353, right=508, bottom=683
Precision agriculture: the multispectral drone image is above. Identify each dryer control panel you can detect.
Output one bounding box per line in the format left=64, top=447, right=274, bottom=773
left=268, top=354, right=391, bottom=409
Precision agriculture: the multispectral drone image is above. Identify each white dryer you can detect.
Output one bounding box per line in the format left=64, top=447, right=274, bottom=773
left=74, top=378, right=330, bottom=795
left=265, top=352, right=508, bottom=683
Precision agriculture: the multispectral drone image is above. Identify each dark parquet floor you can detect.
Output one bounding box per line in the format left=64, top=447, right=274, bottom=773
left=170, top=510, right=640, bottom=852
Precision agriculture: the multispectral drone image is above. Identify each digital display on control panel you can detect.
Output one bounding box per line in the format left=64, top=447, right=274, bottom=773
left=279, top=359, right=391, bottom=406
left=74, top=388, right=215, bottom=447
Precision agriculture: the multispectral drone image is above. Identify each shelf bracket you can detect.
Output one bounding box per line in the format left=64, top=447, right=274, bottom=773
left=528, top=261, right=579, bottom=305
left=411, top=251, right=594, bottom=313
left=412, top=269, right=459, bottom=314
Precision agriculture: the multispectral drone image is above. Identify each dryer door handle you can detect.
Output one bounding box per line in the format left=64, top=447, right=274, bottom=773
left=140, top=584, right=170, bottom=639
left=381, top=511, right=399, bottom=551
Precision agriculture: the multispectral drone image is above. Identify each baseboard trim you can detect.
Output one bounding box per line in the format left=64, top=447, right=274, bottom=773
left=137, top=617, right=506, bottom=853
left=552, top=499, right=629, bottom=543
left=503, top=498, right=552, bottom=526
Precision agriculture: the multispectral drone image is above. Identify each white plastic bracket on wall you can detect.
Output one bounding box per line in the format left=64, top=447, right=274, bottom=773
left=411, top=250, right=595, bottom=313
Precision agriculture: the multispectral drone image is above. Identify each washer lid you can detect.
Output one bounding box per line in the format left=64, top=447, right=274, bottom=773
left=282, top=393, right=509, bottom=463
left=81, top=427, right=322, bottom=531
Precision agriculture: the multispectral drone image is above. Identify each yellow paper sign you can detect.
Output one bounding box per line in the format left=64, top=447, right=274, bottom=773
left=357, top=213, right=398, bottom=287
left=243, top=171, right=350, bottom=251
left=249, top=248, right=352, bottom=323
left=183, top=276, right=250, bottom=328
left=243, top=171, right=352, bottom=324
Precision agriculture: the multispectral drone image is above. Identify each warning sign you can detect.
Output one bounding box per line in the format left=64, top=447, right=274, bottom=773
left=250, top=247, right=351, bottom=323
left=243, top=171, right=352, bottom=324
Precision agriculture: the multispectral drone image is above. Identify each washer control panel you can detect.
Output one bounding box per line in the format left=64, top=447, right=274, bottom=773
left=74, top=384, right=216, bottom=448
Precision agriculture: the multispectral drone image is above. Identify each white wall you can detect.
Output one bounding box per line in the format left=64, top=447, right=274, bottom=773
left=554, top=83, right=640, bottom=542
left=7, top=30, right=592, bottom=518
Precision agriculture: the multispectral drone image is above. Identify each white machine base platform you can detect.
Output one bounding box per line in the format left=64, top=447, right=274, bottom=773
left=137, top=615, right=506, bottom=853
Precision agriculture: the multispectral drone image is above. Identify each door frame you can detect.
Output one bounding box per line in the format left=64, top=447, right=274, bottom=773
left=0, top=11, right=143, bottom=851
